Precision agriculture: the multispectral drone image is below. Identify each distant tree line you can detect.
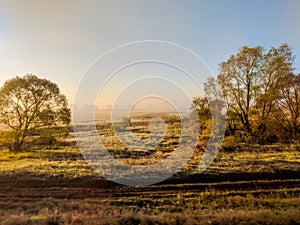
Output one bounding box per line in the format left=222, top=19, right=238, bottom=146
left=192, top=44, right=300, bottom=145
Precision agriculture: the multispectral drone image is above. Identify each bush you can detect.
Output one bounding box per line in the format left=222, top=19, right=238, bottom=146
left=222, top=136, right=240, bottom=147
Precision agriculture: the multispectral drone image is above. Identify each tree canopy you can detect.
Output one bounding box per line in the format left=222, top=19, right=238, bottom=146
left=0, top=74, right=71, bottom=151
left=192, top=44, right=300, bottom=144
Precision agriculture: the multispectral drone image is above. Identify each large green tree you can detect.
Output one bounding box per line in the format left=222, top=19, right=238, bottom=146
left=0, top=74, right=71, bottom=151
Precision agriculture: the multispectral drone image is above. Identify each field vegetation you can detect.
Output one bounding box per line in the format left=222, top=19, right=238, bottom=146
left=0, top=123, right=299, bottom=224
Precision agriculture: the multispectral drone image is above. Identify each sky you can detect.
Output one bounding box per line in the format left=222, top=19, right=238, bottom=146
left=0, top=0, right=300, bottom=111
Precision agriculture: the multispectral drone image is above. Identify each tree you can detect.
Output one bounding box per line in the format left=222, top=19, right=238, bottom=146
left=218, top=46, right=263, bottom=135
left=190, top=96, right=211, bottom=147
left=191, top=93, right=226, bottom=145
left=254, top=44, right=294, bottom=141
left=217, top=44, right=296, bottom=143
left=273, top=73, right=300, bottom=141
left=0, top=74, right=71, bottom=151
left=190, top=96, right=210, bottom=122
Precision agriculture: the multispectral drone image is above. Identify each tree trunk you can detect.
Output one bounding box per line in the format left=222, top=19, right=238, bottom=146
left=12, top=141, right=22, bottom=152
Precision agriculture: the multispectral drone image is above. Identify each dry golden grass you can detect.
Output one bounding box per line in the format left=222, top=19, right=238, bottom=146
left=0, top=114, right=299, bottom=224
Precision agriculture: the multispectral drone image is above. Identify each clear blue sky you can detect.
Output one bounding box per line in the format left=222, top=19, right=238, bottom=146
left=0, top=0, right=300, bottom=106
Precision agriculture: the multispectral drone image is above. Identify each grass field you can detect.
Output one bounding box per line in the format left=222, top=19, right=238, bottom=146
left=0, top=117, right=300, bottom=224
